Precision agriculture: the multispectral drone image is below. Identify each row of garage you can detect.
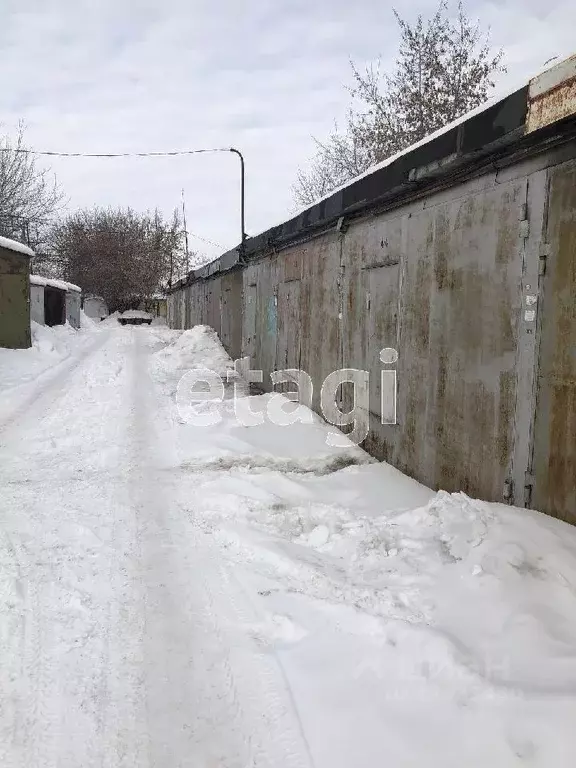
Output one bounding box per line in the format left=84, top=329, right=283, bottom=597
left=30, top=275, right=81, bottom=329
left=168, top=56, right=576, bottom=524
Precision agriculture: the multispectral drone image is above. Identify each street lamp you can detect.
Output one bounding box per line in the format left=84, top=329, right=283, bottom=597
left=228, top=148, right=247, bottom=255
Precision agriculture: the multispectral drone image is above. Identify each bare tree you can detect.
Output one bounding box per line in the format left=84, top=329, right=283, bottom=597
left=293, top=1, right=504, bottom=207
left=292, top=124, right=374, bottom=206
left=47, top=207, right=187, bottom=311
left=0, top=122, right=64, bottom=245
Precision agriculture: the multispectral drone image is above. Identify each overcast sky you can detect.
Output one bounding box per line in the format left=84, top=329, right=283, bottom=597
left=1, top=0, right=575, bottom=260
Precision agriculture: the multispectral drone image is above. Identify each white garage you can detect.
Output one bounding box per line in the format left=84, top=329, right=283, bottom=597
left=30, top=275, right=82, bottom=329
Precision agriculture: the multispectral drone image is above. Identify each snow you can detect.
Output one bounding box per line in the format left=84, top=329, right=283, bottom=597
left=80, top=309, right=98, bottom=329
left=151, top=324, right=237, bottom=381
left=0, top=319, right=101, bottom=426
left=30, top=274, right=82, bottom=293
left=1, top=323, right=576, bottom=767
left=100, top=310, right=122, bottom=325
left=0, top=235, right=34, bottom=257
left=120, top=309, right=153, bottom=319
left=29, top=274, right=50, bottom=287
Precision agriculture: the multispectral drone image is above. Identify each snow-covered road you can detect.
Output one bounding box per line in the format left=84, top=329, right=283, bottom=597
left=0, top=328, right=316, bottom=767
left=2, top=323, right=576, bottom=767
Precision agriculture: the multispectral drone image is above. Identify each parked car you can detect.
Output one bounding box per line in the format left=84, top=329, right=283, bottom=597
left=118, top=310, right=153, bottom=326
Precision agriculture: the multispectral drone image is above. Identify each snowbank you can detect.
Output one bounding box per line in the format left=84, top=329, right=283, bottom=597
left=0, top=322, right=77, bottom=391
left=100, top=310, right=122, bottom=326
left=220, top=483, right=576, bottom=688
left=151, top=324, right=237, bottom=387
left=80, top=310, right=98, bottom=329
left=148, top=323, right=576, bottom=766
left=0, top=319, right=100, bottom=423
left=1, top=321, right=574, bottom=767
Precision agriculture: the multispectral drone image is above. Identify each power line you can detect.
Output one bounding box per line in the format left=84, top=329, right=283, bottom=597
left=0, top=147, right=233, bottom=158
left=187, top=230, right=224, bottom=249
left=0, top=144, right=248, bottom=250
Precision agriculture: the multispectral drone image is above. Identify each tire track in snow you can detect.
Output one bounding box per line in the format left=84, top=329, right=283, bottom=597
left=132, top=328, right=314, bottom=768
left=186, top=525, right=316, bottom=768
left=0, top=330, right=110, bottom=439
left=0, top=528, right=26, bottom=768
left=0, top=331, right=138, bottom=768
left=97, top=329, right=148, bottom=768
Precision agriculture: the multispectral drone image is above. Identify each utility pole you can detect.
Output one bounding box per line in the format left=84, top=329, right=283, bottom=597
left=181, top=188, right=190, bottom=276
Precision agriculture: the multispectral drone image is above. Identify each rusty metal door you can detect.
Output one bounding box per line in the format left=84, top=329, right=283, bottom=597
left=276, top=280, right=301, bottom=372
left=530, top=160, right=576, bottom=523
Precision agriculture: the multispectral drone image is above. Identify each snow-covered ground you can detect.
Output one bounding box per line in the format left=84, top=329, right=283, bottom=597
left=1, top=323, right=576, bottom=767
left=0, top=313, right=99, bottom=426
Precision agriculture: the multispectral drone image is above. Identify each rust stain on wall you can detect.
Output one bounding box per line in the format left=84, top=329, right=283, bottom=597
left=168, top=150, right=576, bottom=523
left=527, top=54, right=576, bottom=133
left=533, top=161, right=576, bottom=522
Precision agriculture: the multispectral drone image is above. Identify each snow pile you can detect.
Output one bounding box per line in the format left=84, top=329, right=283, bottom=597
left=1, top=322, right=575, bottom=767
left=0, top=319, right=101, bottom=424
left=151, top=325, right=237, bottom=391
left=148, top=324, right=576, bottom=765
left=185, top=456, right=576, bottom=765
left=80, top=310, right=98, bottom=329
left=228, top=485, right=576, bottom=676
left=0, top=322, right=78, bottom=392
left=100, top=310, right=122, bottom=325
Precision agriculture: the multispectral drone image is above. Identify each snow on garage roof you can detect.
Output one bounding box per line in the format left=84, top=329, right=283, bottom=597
left=0, top=235, right=34, bottom=258
left=30, top=275, right=81, bottom=293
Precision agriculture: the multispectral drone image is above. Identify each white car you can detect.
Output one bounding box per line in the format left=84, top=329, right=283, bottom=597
left=118, top=310, right=153, bottom=326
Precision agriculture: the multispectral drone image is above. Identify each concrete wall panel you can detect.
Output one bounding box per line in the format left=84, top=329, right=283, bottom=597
left=167, top=144, right=576, bottom=522
left=532, top=158, right=576, bottom=523
left=220, top=270, right=243, bottom=359
left=0, top=247, right=31, bottom=349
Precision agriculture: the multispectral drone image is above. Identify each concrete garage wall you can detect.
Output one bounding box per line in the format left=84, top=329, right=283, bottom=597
left=168, top=60, right=576, bottom=523
left=220, top=270, right=243, bottom=360
left=0, top=241, right=32, bottom=349
left=531, top=158, right=576, bottom=522
left=233, top=166, right=544, bottom=506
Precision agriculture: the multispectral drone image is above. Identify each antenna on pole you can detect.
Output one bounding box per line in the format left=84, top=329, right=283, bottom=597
left=181, top=188, right=190, bottom=275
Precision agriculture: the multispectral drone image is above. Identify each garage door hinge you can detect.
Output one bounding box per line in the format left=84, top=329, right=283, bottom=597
left=523, top=471, right=535, bottom=508
left=538, top=243, right=550, bottom=275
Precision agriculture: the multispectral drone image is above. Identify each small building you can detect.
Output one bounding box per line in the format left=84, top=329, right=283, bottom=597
left=30, top=275, right=82, bottom=329
left=83, top=295, right=109, bottom=321
left=0, top=235, right=33, bottom=349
